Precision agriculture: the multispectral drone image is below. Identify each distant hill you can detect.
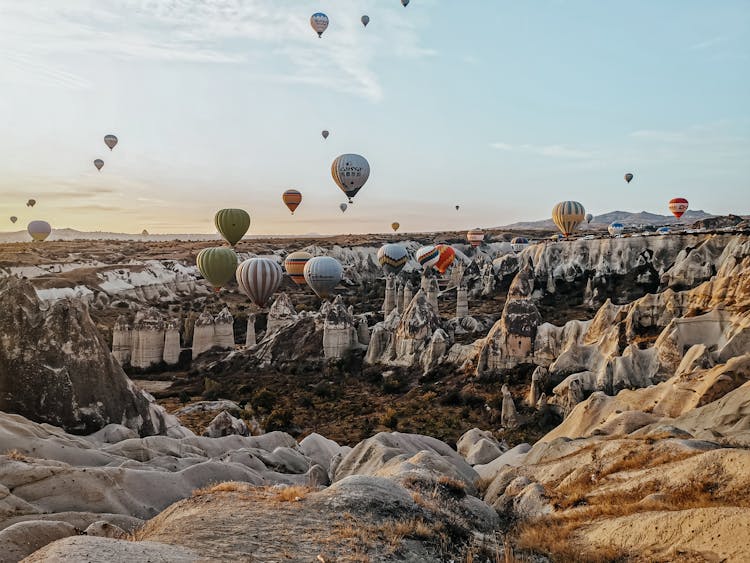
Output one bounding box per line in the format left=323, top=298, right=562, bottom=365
left=500, top=210, right=716, bottom=230
left=0, top=228, right=323, bottom=243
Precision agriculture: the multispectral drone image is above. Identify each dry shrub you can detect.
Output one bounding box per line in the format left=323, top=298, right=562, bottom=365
left=5, top=449, right=29, bottom=462
left=191, top=481, right=253, bottom=497
left=274, top=485, right=312, bottom=502
left=515, top=518, right=627, bottom=563
left=436, top=475, right=467, bottom=497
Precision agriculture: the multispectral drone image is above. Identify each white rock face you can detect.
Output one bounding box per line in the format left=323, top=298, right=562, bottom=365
left=266, top=293, right=298, bottom=335
left=245, top=314, right=256, bottom=348
left=322, top=296, right=358, bottom=359
left=456, top=285, right=469, bottom=318
left=112, top=316, right=132, bottom=366
left=163, top=320, right=181, bottom=365
left=426, top=278, right=439, bottom=311
left=213, top=307, right=235, bottom=350
left=402, top=281, right=414, bottom=312
left=383, top=276, right=397, bottom=316
left=130, top=308, right=166, bottom=369
left=191, top=311, right=215, bottom=359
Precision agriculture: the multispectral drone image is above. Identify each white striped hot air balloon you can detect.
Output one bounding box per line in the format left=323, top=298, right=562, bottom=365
left=415, top=246, right=440, bottom=271
left=236, top=258, right=283, bottom=307
left=303, top=256, right=343, bottom=299
left=377, top=244, right=408, bottom=275
left=466, top=228, right=485, bottom=247
left=551, top=201, right=586, bottom=237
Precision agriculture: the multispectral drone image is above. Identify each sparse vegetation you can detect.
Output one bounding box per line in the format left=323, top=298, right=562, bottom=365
left=4, top=449, right=29, bottom=462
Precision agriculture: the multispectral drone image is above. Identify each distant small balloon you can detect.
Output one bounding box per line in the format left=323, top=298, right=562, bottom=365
left=26, top=199, right=36, bottom=208
left=361, top=15, right=370, bottom=27
left=282, top=189, right=302, bottom=214
left=402, top=0, right=410, bottom=6
left=585, top=213, right=594, bottom=224
left=27, top=220, right=51, bottom=242
left=624, top=172, right=634, bottom=184
left=669, top=198, right=689, bottom=219
left=511, top=237, right=528, bottom=253
left=391, top=222, right=400, bottom=232
left=322, top=130, right=329, bottom=139
left=455, top=205, right=460, bottom=211
left=608, top=222, right=625, bottom=236
left=466, top=228, right=485, bottom=248
left=94, top=159, right=104, bottom=171
left=10, top=216, right=17, bottom=224
left=141, top=229, right=149, bottom=236
left=310, top=12, right=329, bottom=37
left=104, top=135, right=118, bottom=150
left=339, top=203, right=348, bottom=213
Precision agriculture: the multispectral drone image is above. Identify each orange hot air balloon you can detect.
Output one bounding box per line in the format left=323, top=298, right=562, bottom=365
left=282, top=189, right=302, bottom=214
left=434, top=244, right=456, bottom=274
left=669, top=198, right=689, bottom=219
left=284, top=251, right=312, bottom=286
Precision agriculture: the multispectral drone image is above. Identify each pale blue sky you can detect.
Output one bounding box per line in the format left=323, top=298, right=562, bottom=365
left=0, top=1, right=748, bottom=234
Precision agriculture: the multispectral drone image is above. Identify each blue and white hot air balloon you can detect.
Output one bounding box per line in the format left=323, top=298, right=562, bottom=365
left=511, top=237, right=529, bottom=253
left=310, top=13, right=329, bottom=37
left=304, top=256, right=343, bottom=299
left=608, top=222, right=625, bottom=237
left=377, top=244, right=408, bottom=275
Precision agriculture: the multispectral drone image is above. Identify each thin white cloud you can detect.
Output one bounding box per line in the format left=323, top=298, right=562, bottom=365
left=490, top=142, right=594, bottom=159
left=689, top=36, right=728, bottom=51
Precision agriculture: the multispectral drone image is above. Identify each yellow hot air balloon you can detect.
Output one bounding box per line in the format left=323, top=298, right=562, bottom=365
left=282, top=190, right=302, bottom=214
left=551, top=201, right=586, bottom=237
left=196, top=247, right=238, bottom=291
left=391, top=222, right=400, bottom=232
left=284, top=251, right=312, bottom=286
left=214, top=209, right=250, bottom=246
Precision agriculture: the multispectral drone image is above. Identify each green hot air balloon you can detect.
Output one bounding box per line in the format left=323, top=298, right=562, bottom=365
left=214, top=208, right=250, bottom=246
left=196, top=247, right=238, bottom=291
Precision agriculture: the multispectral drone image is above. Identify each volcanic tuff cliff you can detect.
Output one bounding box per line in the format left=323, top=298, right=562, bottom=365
left=0, top=277, right=186, bottom=436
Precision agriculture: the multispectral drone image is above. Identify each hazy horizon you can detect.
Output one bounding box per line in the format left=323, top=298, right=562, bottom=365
left=1, top=1, right=748, bottom=234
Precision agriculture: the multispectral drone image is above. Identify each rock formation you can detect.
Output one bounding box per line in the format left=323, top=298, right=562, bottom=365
left=383, top=276, right=397, bottom=316
left=402, top=281, right=414, bottom=312
left=192, top=308, right=236, bottom=359
left=244, top=313, right=256, bottom=347
left=130, top=308, right=166, bottom=368
left=266, top=293, right=298, bottom=335
left=426, top=278, right=439, bottom=311
left=456, top=284, right=469, bottom=318
left=0, top=277, right=184, bottom=436
left=322, top=296, right=358, bottom=359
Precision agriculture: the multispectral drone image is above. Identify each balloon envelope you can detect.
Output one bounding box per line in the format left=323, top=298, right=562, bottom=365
left=104, top=135, right=118, bottom=150
left=434, top=245, right=456, bottom=274
left=511, top=237, right=528, bottom=252
left=339, top=203, right=348, bottom=213
left=402, top=0, right=409, bottom=6
left=10, top=216, right=17, bottom=224
left=585, top=213, right=593, bottom=224
left=94, top=159, right=104, bottom=171
left=361, top=15, right=370, bottom=26
left=624, top=173, right=634, bottom=183
left=284, top=251, right=312, bottom=286
left=26, top=199, right=36, bottom=207
left=27, top=220, right=51, bottom=242
left=377, top=244, right=408, bottom=275
left=236, top=257, right=283, bottom=307
left=455, top=205, right=460, bottom=211
left=669, top=198, right=689, bottom=218
left=551, top=201, right=586, bottom=236
left=331, top=154, right=370, bottom=202
left=310, top=12, right=329, bottom=37
left=608, top=222, right=625, bottom=236
left=304, top=256, right=343, bottom=299
left=657, top=226, right=671, bottom=235
left=322, top=130, right=329, bottom=139
left=416, top=246, right=439, bottom=271
left=467, top=228, right=484, bottom=247
left=282, top=189, right=302, bottom=214
left=391, top=222, right=400, bottom=232
left=196, top=247, right=238, bottom=290
left=214, top=208, right=250, bottom=246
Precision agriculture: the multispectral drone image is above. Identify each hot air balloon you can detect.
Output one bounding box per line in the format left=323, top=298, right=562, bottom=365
left=455, top=205, right=460, bottom=211
left=304, top=256, right=343, bottom=299
left=608, top=222, right=625, bottom=236
left=196, top=247, right=238, bottom=291
left=624, top=172, right=634, bottom=184
left=361, top=15, right=370, bottom=26
left=511, top=237, right=528, bottom=252
left=26, top=199, right=36, bottom=208
left=416, top=246, right=440, bottom=271
left=284, top=251, right=312, bottom=286
left=669, top=198, right=689, bottom=219
left=27, top=220, right=51, bottom=242
left=94, top=159, right=104, bottom=171
left=551, top=201, right=586, bottom=237
left=391, top=222, right=400, bottom=232
left=331, top=154, right=370, bottom=203
left=104, top=135, right=118, bottom=150
left=550, top=233, right=564, bottom=242
left=236, top=257, right=283, bottom=307
left=585, top=213, right=593, bottom=224
left=282, top=189, right=302, bottom=214
left=657, top=226, right=671, bottom=235
left=10, top=216, right=17, bottom=224
left=322, top=130, right=329, bottom=139
left=141, top=229, right=149, bottom=236
left=310, top=12, right=329, bottom=37
left=434, top=245, right=456, bottom=274
left=402, top=0, right=410, bottom=6
left=377, top=244, right=408, bottom=275
left=339, top=203, right=348, bottom=213
left=215, top=208, right=250, bottom=246
left=466, top=228, right=485, bottom=248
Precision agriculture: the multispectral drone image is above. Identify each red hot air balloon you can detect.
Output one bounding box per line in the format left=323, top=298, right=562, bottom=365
left=434, top=245, right=456, bottom=274
left=282, top=189, right=302, bottom=214
left=669, top=198, right=689, bottom=219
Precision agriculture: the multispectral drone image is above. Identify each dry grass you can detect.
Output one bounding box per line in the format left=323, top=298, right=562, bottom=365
left=191, top=481, right=254, bottom=497
left=436, top=475, right=467, bottom=497
left=4, top=449, right=29, bottom=462
left=274, top=485, right=312, bottom=502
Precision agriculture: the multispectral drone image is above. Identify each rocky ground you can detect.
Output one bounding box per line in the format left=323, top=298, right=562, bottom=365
left=0, top=226, right=749, bottom=562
